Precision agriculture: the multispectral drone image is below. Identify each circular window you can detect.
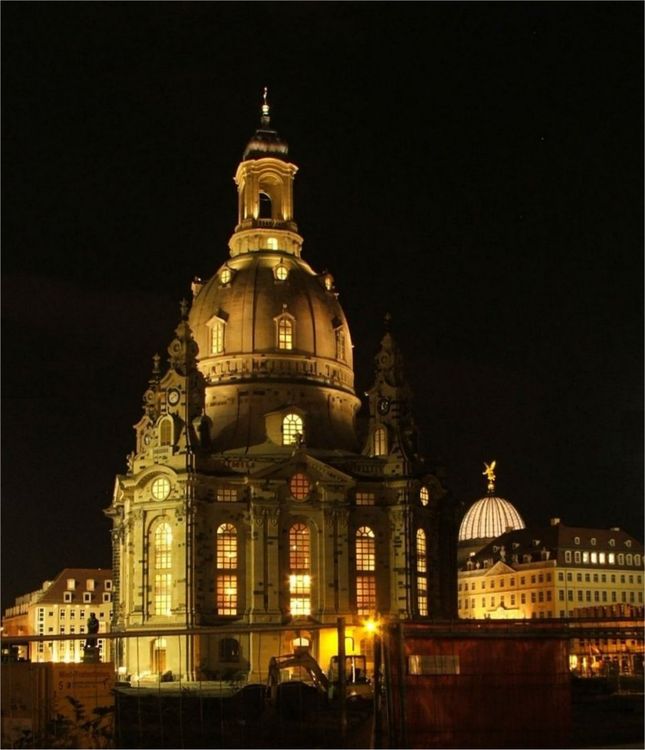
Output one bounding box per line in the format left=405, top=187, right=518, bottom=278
left=419, top=486, right=430, bottom=506
left=609, top=538, right=615, bottom=547
left=590, top=537, right=596, bottom=546
left=625, top=540, right=632, bottom=548
left=289, top=473, right=311, bottom=501
left=574, top=537, right=580, bottom=545
left=275, top=264, right=289, bottom=281
left=220, top=267, right=232, bottom=284
left=151, top=476, right=171, bottom=501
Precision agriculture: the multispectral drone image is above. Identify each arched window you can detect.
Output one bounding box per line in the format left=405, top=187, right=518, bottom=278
left=153, top=523, right=172, bottom=616
left=289, top=523, right=311, bottom=616
left=419, top=486, right=430, bottom=506
left=277, top=316, right=294, bottom=350
left=416, top=529, right=428, bottom=616
left=335, top=329, right=346, bottom=361
left=159, top=418, right=172, bottom=447
left=282, top=413, right=304, bottom=446
left=216, top=524, right=238, bottom=615
left=259, top=191, right=272, bottom=219
left=355, top=527, right=376, bottom=615
left=210, top=318, right=225, bottom=355
left=373, top=427, right=387, bottom=457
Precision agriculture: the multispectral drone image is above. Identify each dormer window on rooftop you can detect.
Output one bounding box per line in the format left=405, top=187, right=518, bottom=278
left=275, top=312, right=294, bottom=350
left=323, top=273, right=334, bottom=291
left=220, top=267, right=232, bottom=285
left=282, top=413, right=304, bottom=445
left=208, top=317, right=226, bottom=355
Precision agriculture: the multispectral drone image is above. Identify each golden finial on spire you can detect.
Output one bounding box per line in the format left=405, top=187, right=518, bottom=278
left=261, top=86, right=270, bottom=120
left=483, top=460, right=497, bottom=493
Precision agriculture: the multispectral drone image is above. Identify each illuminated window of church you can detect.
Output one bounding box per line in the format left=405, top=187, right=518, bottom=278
left=289, top=523, right=311, bottom=616
left=373, top=427, right=387, bottom=456
left=159, top=418, right=172, bottom=446
left=274, top=262, right=288, bottom=280
left=289, top=472, right=311, bottom=501
left=355, top=492, right=375, bottom=506
left=216, top=524, right=238, bottom=615
left=277, top=316, right=294, bottom=350
left=217, top=488, right=238, bottom=503
left=282, top=413, right=304, bottom=445
left=335, top=329, right=346, bottom=361
left=154, top=574, right=171, bottom=616
left=220, top=267, right=232, bottom=285
left=155, top=523, right=172, bottom=570
left=210, top=319, right=225, bottom=354
left=268, top=237, right=280, bottom=251
left=416, top=528, right=428, bottom=616
left=151, top=476, right=171, bottom=501
left=356, top=526, right=376, bottom=615
left=419, top=486, right=429, bottom=506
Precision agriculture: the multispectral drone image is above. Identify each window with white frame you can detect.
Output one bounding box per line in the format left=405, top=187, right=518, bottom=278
left=276, top=315, right=294, bottom=350
left=282, top=413, right=304, bottom=446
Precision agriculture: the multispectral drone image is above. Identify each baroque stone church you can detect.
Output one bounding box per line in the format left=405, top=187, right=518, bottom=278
left=106, top=95, right=457, bottom=682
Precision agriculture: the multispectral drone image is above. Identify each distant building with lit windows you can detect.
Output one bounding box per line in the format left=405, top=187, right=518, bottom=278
left=105, top=95, right=458, bottom=683
left=457, top=519, right=644, bottom=621
left=2, top=568, right=113, bottom=663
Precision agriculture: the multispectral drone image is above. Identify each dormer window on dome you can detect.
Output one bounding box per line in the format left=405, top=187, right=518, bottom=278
left=274, top=310, right=295, bottom=350
left=372, top=426, right=387, bottom=456
left=274, top=262, right=289, bottom=281
left=207, top=315, right=226, bottom=355
left=282, top=413, right=304, bottom=445
left=420, top=486, right=430, bottom=506
left=220, top=267, right=232, bottom=285
left=323, top=273, right=334, bottom=291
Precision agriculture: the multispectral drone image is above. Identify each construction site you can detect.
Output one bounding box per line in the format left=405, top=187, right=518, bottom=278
left=2, top=616, right=643, bottom=749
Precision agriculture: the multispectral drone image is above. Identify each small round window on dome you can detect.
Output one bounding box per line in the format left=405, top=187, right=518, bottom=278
left=220, top=267, right=232, bottom=285
left=275, top=264, right=289, bottom=281
left=289, top=473, right=311, bottom=501
left=151, top=476, right=171, bottom=501
left=419, top=486, right=430, bottom=506
left=590, top=537, right=597, bottom=546
left=574, top=536, right=580, bottom=545
left=609, top=538, right=615, bottom=547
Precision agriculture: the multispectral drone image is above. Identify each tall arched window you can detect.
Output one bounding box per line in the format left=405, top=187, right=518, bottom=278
left=259, top=191, right=272, bottom=219
left=277, top=316, right=294, bottom=350
left=416, top=529, right=428, bottom=616
left=154, top=523, right=172, bottom=615
left=335, top=328, right=346, bottom=361
left=210, top=318, right=225, bottom=354
left=216, top=524, right=238, bottom=616
left=355, top=526, right=376, bottom=615
left=373, top=427, right=387, bottom=457
left=289, top=523, right=311, bottom=616
left=282, top=413, right=304, bottom=446
left=159, top=417, right=173, bottom=447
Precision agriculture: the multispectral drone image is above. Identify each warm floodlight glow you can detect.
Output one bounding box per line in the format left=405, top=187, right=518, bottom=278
left=363, top=618, right=378, bottom=634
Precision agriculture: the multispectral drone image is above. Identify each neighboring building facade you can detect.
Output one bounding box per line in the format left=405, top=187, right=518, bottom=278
left=105, top=97, right=458, bottom=682
left=2, top=568, right=113, bottom=663
left=457, top=519, right=644, bottom=621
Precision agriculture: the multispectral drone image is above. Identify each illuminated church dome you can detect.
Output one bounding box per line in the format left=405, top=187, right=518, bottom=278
left=458, top=461, right=525, bottom=542
left=188, top=91, right=360, bottom=452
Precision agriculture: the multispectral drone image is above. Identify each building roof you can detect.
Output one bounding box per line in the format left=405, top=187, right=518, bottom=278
left=460, top=521, right=643, bottom=570
left=36, top=568, right=112, bottom=605
left=458, top=493, right=525, bottom=542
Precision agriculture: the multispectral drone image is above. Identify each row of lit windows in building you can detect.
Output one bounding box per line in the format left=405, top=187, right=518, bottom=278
left=459, top=588, right=644, bottom=611
left=149, top=520, right=430, bottom=618
left=207, top=315, right=347, bottom=360
left=459, top=573, right=553, bottom=591
left=37, top=608, right=109, bottom=621
left=217, top=263, right=335, bottom=291
left=563, top=550, right=641, bottom=567
left=557, top=571, right=642, bottom=586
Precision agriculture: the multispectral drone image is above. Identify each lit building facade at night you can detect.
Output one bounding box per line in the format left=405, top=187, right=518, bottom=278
left=2, top=568, right=113, bottom=664
left=105, top=95, right=458, bottom=682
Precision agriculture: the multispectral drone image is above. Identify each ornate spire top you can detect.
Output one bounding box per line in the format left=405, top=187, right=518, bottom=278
left=483, top=460, right=497, bottom=493
left=261, top=86, right=270, bottom=125
left=152, top=353, right=161, bottom=377
left=168, top=301, right=199, bottom=375
left=179, top=298, right=189, bottom=320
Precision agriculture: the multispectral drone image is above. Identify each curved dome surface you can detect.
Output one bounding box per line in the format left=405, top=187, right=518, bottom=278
left=458, top=495, right=525, bottom=542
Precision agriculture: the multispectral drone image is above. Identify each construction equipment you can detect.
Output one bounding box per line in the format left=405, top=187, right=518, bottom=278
left=328, top=654, right=373, bottom=702
left=266, top=647, right=330, bottom=703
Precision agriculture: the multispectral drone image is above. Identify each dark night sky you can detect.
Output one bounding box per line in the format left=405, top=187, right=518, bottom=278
left=2, top=3, right=643, bottom=611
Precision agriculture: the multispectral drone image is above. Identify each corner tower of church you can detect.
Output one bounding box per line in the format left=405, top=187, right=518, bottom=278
left=107, top=93, right=457, bottom=684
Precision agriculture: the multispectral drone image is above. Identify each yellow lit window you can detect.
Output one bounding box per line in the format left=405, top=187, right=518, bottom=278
left=419, top=486, right=429, bottom=506
left=217, top=488, right=238, bottom=503
left=216, top=524, right=237, bottom=570
left=373, top=427, right=387, bottom=456
left=355, top=492, right=375, bottom=506
left=289, top=523, right=311, bottom=616
left=356, top=576, right=376, bottom=616
left=210, top=319, right=225, bottom=354
left=216, top=576, right=237, bottom=616
left=151, top=476, right=171, bottom=501
left=155, top=523, right=172, bottom=570
left=217, top=524, right=237, bottom=616
left=220, top=267, right=231, bottom=284
left=282, top=413, right=304, bottom=445
left=277, top=316, right=293, bottom=350
left=416, top=529, right=427, bottom=573
left=417, top=576, right=428, bottom=616
left=356, top=527, right=376, bottom=571
left=154, top=573, right=171, bottom=616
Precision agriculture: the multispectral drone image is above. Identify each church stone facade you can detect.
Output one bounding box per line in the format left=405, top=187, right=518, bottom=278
left=106, top=98, right=457, bottom=682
